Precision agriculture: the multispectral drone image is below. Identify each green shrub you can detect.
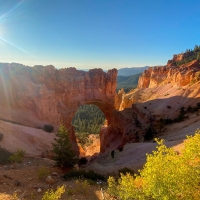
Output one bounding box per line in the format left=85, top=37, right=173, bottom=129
left=38, top=166, right=50, bottom=180
left=9, top=149, right=25, bottom=163
left=79, top=157, right=88, bottom=165
left=42, top=185, right=65, bottom=200
left=75, top=179, right=90, bottom=194
left=0, top=133, right=4, bottom=141
left=66, top=188, right=74, bottom=196
left=63, top=169, right=106, bottom=181
left=0, top=146, right=12, bottom=164
left=43, top=124, right=54, bottom=133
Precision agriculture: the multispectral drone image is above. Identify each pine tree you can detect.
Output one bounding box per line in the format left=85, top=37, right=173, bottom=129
left=52, top=125, right=76, bottom=168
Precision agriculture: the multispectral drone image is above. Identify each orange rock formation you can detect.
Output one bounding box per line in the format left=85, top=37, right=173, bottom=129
left=138, top=60, right=200, bottom=89
left=1, top=55, right=200, bottom=156
left=0, top=63, right=123, bottom=153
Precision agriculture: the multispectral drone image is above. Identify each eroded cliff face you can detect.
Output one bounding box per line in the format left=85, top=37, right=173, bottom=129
left=0, top=63, right=123, bottom=153
left=1, top=57, right=200, bottom=156
left=138, top=60, right=200, bottom=89
left=114, top=58, right=200, bottom=145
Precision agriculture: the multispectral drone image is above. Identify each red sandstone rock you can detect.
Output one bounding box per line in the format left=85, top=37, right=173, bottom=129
left=0, top=63, right=123, bottom=154
left=1, top=57, right=200, bottom=156
left=138, top=60, right=200, bottom=89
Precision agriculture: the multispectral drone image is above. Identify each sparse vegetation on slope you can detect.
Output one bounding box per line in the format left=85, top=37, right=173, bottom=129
left=63, top=169, right=106, bottom=182
left=42, top=185, right=65, bottom=200
left=160, top=103, right=200, bottom=126
left=0, top=146, right=12, bottom=164
left=168, top=45, right=200, bottom=66
left=9, top=149, right=25, bottom=163
left=43, top=124, right=54, bottom=133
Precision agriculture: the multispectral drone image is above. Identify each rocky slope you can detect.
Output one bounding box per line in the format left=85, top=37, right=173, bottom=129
left=88, top=113, right=200, bottom=174
left=114, top=55, right=200, bottom=146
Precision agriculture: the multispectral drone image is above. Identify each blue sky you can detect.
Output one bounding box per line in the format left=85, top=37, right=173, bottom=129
left=0, top=0, right=200, bottom=70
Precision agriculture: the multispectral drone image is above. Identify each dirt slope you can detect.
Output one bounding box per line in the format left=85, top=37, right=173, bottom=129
left=87, top=113, right=200, bottom=175
left=0, top=120, right=55, bottom=156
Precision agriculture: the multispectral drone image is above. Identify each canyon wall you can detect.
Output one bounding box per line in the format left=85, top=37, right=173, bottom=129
left=138, top=60, right=200, bottom=89
left=0, top=63, right=124, bottom=153
left=1, top=56, right=200, bottom=155
left=114, top=58, right=200, bottom=144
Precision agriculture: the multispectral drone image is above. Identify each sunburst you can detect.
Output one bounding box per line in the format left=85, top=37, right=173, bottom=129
left=0, top=0, right=36, bottom=58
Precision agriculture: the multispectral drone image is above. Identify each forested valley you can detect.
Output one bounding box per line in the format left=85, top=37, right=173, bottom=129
left=72, top=105, right=105, bottom=146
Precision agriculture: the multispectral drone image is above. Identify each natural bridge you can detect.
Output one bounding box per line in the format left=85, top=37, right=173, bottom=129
left=0, top=63, right=125, bottom=154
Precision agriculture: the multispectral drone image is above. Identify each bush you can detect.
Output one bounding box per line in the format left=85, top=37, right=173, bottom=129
left=63, top=169, right=106, bottom=181
left=118, top=167, right=134, bottom=176
left=66, top=188, right=74, bottom=196
left=79, top=157, right=88, bottom=165
left=107, top=176, right=118, bottom=197
left=38, top=166, right=50, bottom=180
left=75, top=179, right=90, bottom=194
left=43, top=124, right=54, bottom=133
left=144, top=126, right=157, bottom=141
left=107, top=130, right=200, bottom=200
left=0, top=133, right=4, bottom=141
left=9, top=149, right=25, bottom=163
left=42, top=185, right=65, bottom=200
left=0, top=146, right=12, bottom=164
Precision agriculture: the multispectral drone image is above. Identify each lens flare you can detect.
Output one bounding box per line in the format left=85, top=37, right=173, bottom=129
left=0, top=36, right=36, bottom=58
left=0, top=68, right=11, bottom=119
left=0, top=0, right=26, bottom=21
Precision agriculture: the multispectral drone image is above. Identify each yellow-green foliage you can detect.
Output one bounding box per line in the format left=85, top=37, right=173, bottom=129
left=75, top=179, right=90, bottom=194
left=37, top=166, right=50, bottom=181
left=107, top=176, right=118, bottom=197
left=107, top=130, right=200, bottom=200
left=9, top=149, right=25, bottom=163
left=42, top=185, right=65, bottom=200
left=12, top=191, right=19, bottom=200
left=107, top=174, right=145, bottom=200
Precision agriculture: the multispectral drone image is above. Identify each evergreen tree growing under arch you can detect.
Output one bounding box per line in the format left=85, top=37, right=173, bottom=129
left=52, top=125, right=76, bottom=168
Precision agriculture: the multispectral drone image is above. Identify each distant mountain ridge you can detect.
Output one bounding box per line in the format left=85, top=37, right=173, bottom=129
left=118, top=66, right=149, bottom=76
left=117, top=73, right=141, bottom=92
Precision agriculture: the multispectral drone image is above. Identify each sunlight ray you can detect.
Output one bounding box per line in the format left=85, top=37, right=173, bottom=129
left=0, top=69, right=11, bottom=119
left=0, top=0, right=25, bottom=21
left=0, top=36, right=36, bottom=58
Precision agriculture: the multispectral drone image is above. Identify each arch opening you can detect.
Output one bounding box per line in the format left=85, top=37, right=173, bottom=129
left=72, top=104, right=106, bottom=158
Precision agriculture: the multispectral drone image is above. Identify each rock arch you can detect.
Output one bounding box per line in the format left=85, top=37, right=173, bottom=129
left=0, top=63, right=124, bottom=154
